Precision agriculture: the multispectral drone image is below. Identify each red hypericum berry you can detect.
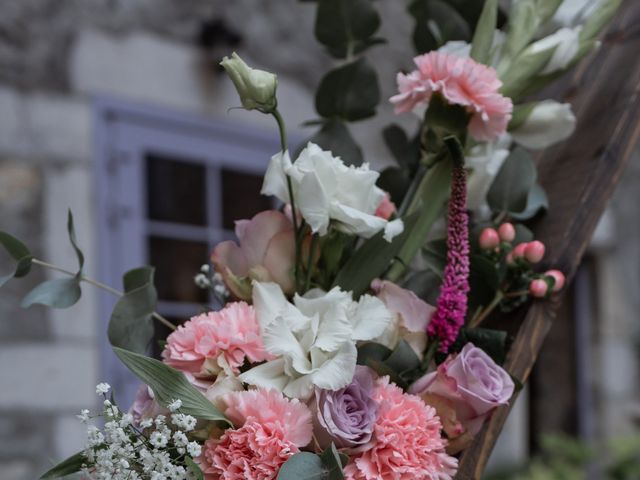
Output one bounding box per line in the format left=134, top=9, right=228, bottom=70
left=524, top=241, right=546, bottom=263
left=479, top=228, right=500, bottom=250
left=546, top=269, right=565, bottom=292
left=512, top=242, right=527, bottom=258
left=498, top=223, right=516, bottom=242
left=529, top=279, right=548, bottom=298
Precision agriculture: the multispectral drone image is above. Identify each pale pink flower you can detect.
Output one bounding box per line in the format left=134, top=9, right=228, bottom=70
left=390, top=51, right=513, bottom=141
left=162, top=302, right=270, bottom=378
left=198, top=389, right=313, bottom=480
left=374, top=194, right=397, bottom=220
left=128, top=384, right=166, bottom=426
left=221, top=389, right=313, bottom=447
left=211, top=210, right=296, bottom=300
left=345, top=377, right=458, bottom=480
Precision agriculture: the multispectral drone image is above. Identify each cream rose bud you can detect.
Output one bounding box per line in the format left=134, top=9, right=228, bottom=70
left=262, top=143, right=404, bottom=242
left=409, top=343, right=514, bottom=448
left=219, top=52, right=278, bottom=113
left=511, top=101, right=576, bottom=150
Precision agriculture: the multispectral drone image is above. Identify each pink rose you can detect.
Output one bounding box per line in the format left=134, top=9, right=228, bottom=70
left=128, top=384, right=167, bottom=427
left=409, top=343, right=514, bottom=448
left=211, top=210, right=295, bottom=300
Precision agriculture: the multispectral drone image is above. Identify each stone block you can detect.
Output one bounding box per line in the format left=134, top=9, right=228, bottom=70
left=0, top=344, right=98, bottom=410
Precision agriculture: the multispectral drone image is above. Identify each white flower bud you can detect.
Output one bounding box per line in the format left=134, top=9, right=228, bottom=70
left=220, top=52, right=278, bottom=113
left=511, top=101, right=576, bottom=150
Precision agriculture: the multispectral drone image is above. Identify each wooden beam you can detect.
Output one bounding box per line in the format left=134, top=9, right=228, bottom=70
left=455, top=1, right=640, bottom=477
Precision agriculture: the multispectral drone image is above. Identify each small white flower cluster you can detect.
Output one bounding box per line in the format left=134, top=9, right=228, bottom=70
left=194, top=264, right=229, bottom=300
left=80, top=384, right=202, bottom=480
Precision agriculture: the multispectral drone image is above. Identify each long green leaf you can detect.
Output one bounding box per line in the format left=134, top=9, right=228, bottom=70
left=185, top=456, right=205, bottom=480
left=470, top=0, right=497, bottom=64
left=108, top=267, right=157, bottom=354
left=386, top=159, right=452, bottom=282
left=113, top=347, right=231, bottom=425
left=0, top=231, right=33, bottom=287
left=40, top=451, right=85, bottom=479
left=332, top=214, right=418, bottom=298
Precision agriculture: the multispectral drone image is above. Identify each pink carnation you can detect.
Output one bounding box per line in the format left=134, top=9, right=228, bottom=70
left=345, top=377, right=457, bottom=480
left=198, top=389, right=313, bottom=480
left=162, top=302, right=270, bottom=377
left=221, top=389, right=313, bottom=447
left=390, top=51, right=513, bottom=141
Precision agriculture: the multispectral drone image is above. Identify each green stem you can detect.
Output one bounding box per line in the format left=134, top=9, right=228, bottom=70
left=304, top=234, right=319, bottom=292
left=422, top=340, right=440, bottom=371
left=272, top=109, right=304, bottom=291
left=31, top=258, right=176, bottom=331
left=470, top=290, right=504, bottom=328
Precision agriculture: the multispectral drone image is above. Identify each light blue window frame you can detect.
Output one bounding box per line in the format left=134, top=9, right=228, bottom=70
left=93, top=96, right=281, bottom=405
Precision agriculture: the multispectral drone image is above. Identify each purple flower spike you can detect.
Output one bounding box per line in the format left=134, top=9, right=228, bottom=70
left=428, top=162, right=470, bottom=352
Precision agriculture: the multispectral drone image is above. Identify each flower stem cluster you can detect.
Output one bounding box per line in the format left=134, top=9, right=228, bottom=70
left=79, top=383, right=202, bottom=480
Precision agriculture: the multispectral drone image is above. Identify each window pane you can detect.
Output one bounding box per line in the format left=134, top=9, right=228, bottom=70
left=221, top=168, right=272, bottom=230
left=148, top=236, right=208, bottom=303
left=146, top=154, right=206, bottom=225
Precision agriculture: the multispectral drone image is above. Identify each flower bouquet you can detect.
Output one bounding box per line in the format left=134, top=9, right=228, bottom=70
left=0, top=0, right=622, bottom=479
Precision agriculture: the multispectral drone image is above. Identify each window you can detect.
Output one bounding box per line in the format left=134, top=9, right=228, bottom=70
left=94, top=97, right=281, bottom=405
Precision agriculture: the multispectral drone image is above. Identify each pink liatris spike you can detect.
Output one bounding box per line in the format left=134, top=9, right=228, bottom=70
left=428, top=163, right=470, bottom=352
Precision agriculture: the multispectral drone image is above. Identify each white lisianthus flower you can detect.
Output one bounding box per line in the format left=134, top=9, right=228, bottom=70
left=551, top=0, right=602, bottom=28
left=219, top=52, right=278, bottom=113
left=529, top=26, right=582, bottom=74
left=511, top=101, right=576, bottom=149
left=262, top=142, right=404, bottom=242
left=239, top=282, right=393, bottom=399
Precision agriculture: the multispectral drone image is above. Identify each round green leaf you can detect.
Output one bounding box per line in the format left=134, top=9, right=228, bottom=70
left=315, top=58, right=380, bottom=122
left=307, top=119, right=364, bottom=166
left=21, top=277, right=82, bottom=309
left=487, top=147, right=537, bottom=215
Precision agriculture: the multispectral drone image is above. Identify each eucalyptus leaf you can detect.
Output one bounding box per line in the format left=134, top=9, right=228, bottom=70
left=377, top=167, right=411, bottom=206
left=314, top=0, right=381, bottom=58
left=0, top=231, right=33, bottom=287
left=382, top=124, right=419, bottom=170
left=468, top=255, right=500, bottom=314
left=66, top=209, right=84, bottom=277
left=315, top=58, right=380, bottom=122
left=470, top=0, right=498, bottom=64
left=277, top=452, right=325, bottom=480
left=402, top=269, right=442, bottom=305
left=427, top=0, right=471, bottom=45
left=511, top=183, right=549, bottom=220
left=384, top=339, right=421, bottom=374
left=185, top=456, right=205, bottom=480
left=319, top=443, right=346, bottom=480
left=108, top=267, right=157, bottom=354
left=452, top=328, right=509, bottom=365
left=21, top=277, right=82, bottom=309
left=332, top=214, right=418, bottom=298
left=40, top=451, right=85, bottom=479
left=487, top=147, right=537, bottom=215
left=113, top=347, right=231, bottom=425
left=307, top=119, right=363, bottom=166
left=513, top=224, right=534, bottom=245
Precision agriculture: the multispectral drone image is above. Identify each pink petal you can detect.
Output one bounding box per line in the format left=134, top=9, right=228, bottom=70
left=236, top=210, right=293, bottom=267
left=262, top=229, right=296, bottom=295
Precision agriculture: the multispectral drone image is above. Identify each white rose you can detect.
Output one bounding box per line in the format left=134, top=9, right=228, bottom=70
left=511, top=100, right=576, bottom=149
left=262, top=142, right=404, bottom=241
left=239, top=282, right=392, bottom=399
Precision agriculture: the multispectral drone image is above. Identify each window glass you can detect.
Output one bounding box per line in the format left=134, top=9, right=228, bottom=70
left=146, top=154, right=207, bottom=226
left=221, top=168, right=273, bottom=230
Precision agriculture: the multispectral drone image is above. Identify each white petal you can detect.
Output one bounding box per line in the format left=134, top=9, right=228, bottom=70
left=251, top=281, right=289, bottom=329
left=261, top=150, right=291, bottom=202
left=511, top=101, right=576, bottom=150
left=310, top=343, right=357, bottom=391
left=283, top=374, right=315, bottom=400
left=296, top=169, right=331, bottom=236
left=313, top=305, right=353, bottom=352
left=350, top=294, right=394, bottom=341
left=239, top=358, right=289, bottom=391
left=330, top=203, right=388, bottom=238
left=383, top=218, right=404, bottom=242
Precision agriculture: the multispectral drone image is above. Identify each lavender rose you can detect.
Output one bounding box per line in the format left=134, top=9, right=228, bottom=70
left=409, top=343, right=514, bottom=450
left=128, top=384, right=166, bottom=426
left=315, top=366, right=378, bottom=449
